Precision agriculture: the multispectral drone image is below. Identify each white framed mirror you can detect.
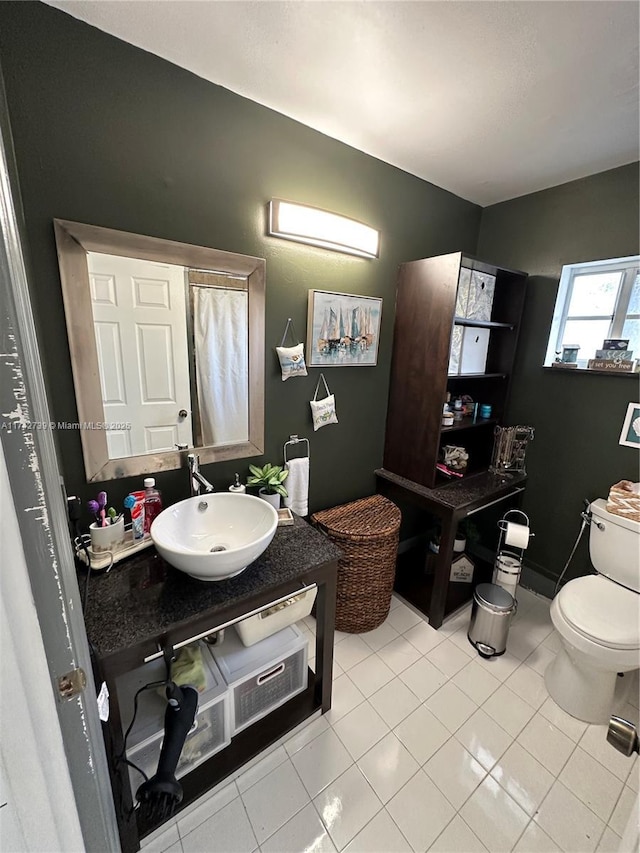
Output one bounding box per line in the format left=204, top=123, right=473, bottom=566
left=53, top=220, right=265, bottom=482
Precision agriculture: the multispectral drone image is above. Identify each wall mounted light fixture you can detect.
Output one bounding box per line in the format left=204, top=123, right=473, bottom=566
left=268, top=199, right=380, bottom=258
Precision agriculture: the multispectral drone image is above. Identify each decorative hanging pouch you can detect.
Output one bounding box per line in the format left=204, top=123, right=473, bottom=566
left=276, top=318, right=308, bottom=381
left=310, top=373, right=338, bottom=431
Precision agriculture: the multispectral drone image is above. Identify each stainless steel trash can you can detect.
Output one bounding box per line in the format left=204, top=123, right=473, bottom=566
left=468, top=583, right=515, bottom=658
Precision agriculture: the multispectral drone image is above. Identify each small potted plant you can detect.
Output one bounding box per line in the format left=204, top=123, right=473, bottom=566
left=247, top=463, right=289, bottom=509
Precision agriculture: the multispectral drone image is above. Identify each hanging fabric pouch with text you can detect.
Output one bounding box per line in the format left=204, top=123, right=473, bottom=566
left=276, top=318, right=308, bottom=381
left=310, top=373, right=338, bottom=431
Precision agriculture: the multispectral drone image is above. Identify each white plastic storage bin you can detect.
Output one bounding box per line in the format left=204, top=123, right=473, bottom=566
left=460, top=326, right=490, bottom=374
left=235, top=587, right=317, bottom=647
left=115, top=644, right=230, bottom=792
left=209, top=624, right=308, bottom=734
left=126, top=688, right=229, bottom=791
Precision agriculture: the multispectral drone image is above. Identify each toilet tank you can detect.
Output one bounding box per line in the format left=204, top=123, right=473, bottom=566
left=589, top=499, right=640, bottom=592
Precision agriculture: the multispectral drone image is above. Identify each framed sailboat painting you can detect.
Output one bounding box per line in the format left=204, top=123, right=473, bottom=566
left=307, top=290, right=383, bottom=367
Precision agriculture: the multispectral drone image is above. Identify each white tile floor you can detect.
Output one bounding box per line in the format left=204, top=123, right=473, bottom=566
left=142, top=588, right=639, bottom=853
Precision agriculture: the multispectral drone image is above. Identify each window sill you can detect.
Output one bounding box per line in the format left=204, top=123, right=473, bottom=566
left=543, top=365, right=639, bottom=377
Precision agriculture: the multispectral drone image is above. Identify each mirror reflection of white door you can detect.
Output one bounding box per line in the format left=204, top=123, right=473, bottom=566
left=87, top=253, right=193, bottom=457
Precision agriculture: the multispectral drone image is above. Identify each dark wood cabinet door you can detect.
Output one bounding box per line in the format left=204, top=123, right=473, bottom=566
left=384, top=253, right=460, bottom=487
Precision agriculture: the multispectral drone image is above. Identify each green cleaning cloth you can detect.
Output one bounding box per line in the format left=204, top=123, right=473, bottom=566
left=171, top=644, right=206, bottom=693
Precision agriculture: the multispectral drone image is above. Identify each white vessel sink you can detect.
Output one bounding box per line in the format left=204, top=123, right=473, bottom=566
left=151, top=493, right=278, bottom=581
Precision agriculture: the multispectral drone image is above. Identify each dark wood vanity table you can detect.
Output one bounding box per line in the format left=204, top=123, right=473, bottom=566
left=376, top=467, right=527, bottom=629
left=82, top=516, right=340, bottom=853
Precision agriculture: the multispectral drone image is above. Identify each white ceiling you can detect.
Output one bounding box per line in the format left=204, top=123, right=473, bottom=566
left=46, top=1, right=639, bottom=206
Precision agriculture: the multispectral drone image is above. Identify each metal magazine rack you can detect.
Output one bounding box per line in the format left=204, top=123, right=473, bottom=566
left=490, top=425, right=534, bottom=475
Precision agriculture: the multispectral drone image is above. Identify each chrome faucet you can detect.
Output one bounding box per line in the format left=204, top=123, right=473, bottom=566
left=187, top=453, right=215, bottom=497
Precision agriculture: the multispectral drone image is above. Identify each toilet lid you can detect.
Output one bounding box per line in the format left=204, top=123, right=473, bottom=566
left=557, top=575, right=640, bottom=650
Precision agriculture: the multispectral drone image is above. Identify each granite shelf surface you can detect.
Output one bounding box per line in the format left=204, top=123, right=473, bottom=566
left=375, top=468, right=527, bottom=510
left=81, top=515, right=341, bottom=661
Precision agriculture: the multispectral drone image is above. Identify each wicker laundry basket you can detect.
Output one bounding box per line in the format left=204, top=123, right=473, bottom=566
left=311, top=495, right=401, bottom=633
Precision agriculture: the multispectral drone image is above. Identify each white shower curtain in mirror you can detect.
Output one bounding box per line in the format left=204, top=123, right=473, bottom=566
left=194, top=286, right=249, bottom=446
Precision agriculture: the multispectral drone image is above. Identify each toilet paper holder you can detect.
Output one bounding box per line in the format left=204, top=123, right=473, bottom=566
left=493, top=510, right=534, bottom=599
left=497, top=509, right=534, bottom=558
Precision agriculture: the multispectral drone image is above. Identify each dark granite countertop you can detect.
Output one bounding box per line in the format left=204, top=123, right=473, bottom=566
left=82, top=515, right=342, bottom=663
left=375, top=468, right=527, bottom=511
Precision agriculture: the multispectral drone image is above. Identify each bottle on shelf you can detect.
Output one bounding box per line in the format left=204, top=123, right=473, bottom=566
left=143, top=477, right=163, bottom=535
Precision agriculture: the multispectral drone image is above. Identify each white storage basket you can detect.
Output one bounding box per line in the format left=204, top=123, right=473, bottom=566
left=209, top=624, right=308, bottom=734
left=116, top=644, right=230, bottom=792
left=235, top=588, right=317, bottom=647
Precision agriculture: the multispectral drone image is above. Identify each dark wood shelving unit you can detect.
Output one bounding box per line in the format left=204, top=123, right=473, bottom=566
left=376, top=468, right=527, bottom=627
left=384, top=251, right=527, bottom=490
left=380, top=251, right=528, bottom=627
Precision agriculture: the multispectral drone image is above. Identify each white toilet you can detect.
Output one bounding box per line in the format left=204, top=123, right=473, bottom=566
left=545, top=499, right=640, bottom=724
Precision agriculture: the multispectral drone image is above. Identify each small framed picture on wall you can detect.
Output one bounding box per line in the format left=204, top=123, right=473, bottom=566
left=307, top=290, right=382, bottom=367
left=619, top=402, right=640, bottom=448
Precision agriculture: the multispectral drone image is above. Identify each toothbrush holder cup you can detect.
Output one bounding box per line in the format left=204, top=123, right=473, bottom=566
left=90, top=517, right=125, bottom=554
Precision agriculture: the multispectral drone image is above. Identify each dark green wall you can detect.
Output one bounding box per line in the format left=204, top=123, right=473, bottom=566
left=478, top=163, right=640, bottom=585
left=4, top=4, right=636, bottom=584
left=0, top=2, right=480, bottom=515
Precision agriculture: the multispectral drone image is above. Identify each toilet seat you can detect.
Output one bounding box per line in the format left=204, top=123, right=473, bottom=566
left=557, top=575, right=640, bottom=650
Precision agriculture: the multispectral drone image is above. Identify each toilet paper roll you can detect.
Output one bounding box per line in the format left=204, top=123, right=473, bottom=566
left=504, top=522, right=530, bottom=549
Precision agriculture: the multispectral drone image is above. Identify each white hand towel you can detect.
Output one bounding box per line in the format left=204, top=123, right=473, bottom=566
left=284, top=457, right=309, bottom=517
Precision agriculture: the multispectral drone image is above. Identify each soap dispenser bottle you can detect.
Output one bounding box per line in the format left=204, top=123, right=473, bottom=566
left=143, top=477, right=163, bottom=535
left=229, top=473, right=246, bottom=494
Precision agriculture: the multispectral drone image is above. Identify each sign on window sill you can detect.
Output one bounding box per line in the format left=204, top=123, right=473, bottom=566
left=587, top=358, right=634, bottom=372
left=543, top=365, right=639, bottom=377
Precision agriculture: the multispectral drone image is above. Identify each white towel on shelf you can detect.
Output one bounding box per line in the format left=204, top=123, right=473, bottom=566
left=284, top=457, right=309, bottom=516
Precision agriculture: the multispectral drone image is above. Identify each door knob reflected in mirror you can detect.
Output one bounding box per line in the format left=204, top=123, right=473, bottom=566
left=607, top=715, right=639, bottom=757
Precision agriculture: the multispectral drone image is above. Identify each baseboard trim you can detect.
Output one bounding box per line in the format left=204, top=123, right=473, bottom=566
left=397, top=539, right=560, bottom=601
left=520, top=560, right=556, bottom=599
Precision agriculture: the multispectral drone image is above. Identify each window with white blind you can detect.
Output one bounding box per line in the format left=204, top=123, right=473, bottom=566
left=544, top=256, right=640, bottom=368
